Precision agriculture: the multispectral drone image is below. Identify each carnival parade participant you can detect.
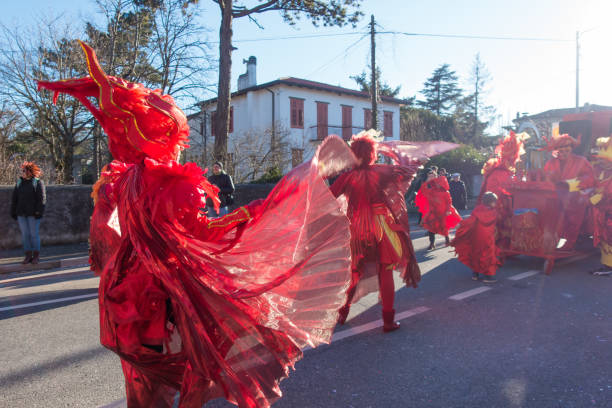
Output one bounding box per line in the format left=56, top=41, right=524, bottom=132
left=452, top=192, right=501, bottom=283
left=415, top=169, right=461, bottom=250
left=478, top=131, right=528, bottom=248
left=330, top=132, right=459, bottom=331
left=38, top=41, right=355, bottom=408
left=330, top=132, right=420, bottom=332
left=589, top=137, right=612, bottom=271
left=542, top=133, right=595, bottom=250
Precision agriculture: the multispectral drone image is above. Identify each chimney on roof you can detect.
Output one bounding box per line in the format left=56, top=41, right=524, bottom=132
left=237, top=56, right=257, bottom=91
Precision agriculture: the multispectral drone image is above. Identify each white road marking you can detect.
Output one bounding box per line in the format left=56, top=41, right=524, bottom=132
left=332, top=306, right=430, bottom=342
left=448, top=286, right=491, bottom=300
left=0, top=293, right=97, bottom=312
left=507, top=270, right=540, bottom=281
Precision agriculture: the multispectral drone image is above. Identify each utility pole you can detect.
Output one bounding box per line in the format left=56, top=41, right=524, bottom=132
left=576, top=30, right=580, bottom=111
left=370, top=14, right=378, bottom=130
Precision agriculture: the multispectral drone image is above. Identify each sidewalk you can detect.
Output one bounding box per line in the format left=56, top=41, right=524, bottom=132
left=0, top=242, right=89, bottom=274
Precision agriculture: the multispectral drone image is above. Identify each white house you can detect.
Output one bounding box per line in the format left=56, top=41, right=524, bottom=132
left=187, top=57, right=406, bottom=176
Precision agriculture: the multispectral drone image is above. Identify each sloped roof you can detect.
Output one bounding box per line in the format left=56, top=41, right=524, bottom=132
left=198, top=76, right=407, bottom=107
left=514, top=104, right=612, bottom=122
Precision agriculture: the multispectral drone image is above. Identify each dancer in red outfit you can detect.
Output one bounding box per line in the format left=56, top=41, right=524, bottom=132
left=39, top=42, right=354, bottom=408
left=479, top=131, right=528, bottom=248
left=415, top=169, right=461, bottom=250
left=542, top=133, right=595, bottom=250
left=452, top=192, right=501, bottom=283
left=589, top=137, right=612, bottom=271
left=330, top=132, right=458, bottom=331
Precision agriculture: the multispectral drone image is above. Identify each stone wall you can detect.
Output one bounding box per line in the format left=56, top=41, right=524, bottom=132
left=0, top=183, right=276, bottom=249
left=0, top=185, right=94, bottom=250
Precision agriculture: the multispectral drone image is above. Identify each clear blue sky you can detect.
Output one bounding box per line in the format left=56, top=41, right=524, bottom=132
left=4, top=0, right=612, bottom=133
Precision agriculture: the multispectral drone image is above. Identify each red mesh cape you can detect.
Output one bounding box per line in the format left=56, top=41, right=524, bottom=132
left=592, top=138, right=612, bottom=249
left=451, top=204, right=500, bottom=276
left=415, top=177, right=461, bottom=235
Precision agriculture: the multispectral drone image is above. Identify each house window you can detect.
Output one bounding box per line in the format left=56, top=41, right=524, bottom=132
left=292, top=148, right=304, bottom=168
left=290, top=98, right=304, bottom=129
left=316, top=102, right=328, bottom=140
left=341, top=105, right=352, bottom=140
left=364, top=108, right=372, bottom=130
left=210, top=107, right=233, bottom=136
left=383, top=111, right=393, bottom=137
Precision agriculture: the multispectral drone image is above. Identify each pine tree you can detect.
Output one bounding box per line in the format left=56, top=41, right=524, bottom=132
left=418, top=63, right=462, bottom=116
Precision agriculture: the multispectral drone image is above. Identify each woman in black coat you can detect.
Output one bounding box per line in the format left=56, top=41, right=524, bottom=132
left=10, top=162, right=46, bottom=264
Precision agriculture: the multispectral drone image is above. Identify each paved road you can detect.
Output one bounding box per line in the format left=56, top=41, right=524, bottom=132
left=1, top=229, right=611, bottom=407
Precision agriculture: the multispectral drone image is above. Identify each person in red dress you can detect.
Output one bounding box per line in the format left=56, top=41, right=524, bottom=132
left=478, top=131, right=528, bottom=248
left=38, top=42, right=354, bottom=408
left=542, top=133, right=595, bottom=250
left=330, top=132, right=422, bottom=332
left=415, top=169, right=462, bottom=250
left=452, top=192, right=501, bottom=283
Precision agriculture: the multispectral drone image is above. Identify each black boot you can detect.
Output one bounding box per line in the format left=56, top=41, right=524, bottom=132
left=31, top=251, right=40, bottom=264
left=382, top=309, right=400, bottom=332
left=21, top=251, right=32, bottom=264
left=445, top=235, right=450, bottom=246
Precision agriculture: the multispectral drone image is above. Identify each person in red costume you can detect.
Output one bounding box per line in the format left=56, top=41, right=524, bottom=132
left=478, top=131, right=528, bottom=248
left=329, top=132, right=459, bottom=331
left=415, top=169, right=461, bottom=250
left=542, top=133, right=595, bottom=250
left=589, top=137, right=612, bottom=272
left=38, top=42, right=355, bottom=408
left=330, top=132, right=420, bottom=332
left=452, top=192, right=501, bottom=283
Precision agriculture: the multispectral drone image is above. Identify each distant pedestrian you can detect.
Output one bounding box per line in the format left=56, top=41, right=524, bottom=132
left=10, top=161, right=46, bottom=264
left=438, top=168, right=448, bottom=180
left=452, top=192, right=501, bottom=283
left=206, top=161, right=235, bottom=218
left=449, top=173, right=467, bottom=210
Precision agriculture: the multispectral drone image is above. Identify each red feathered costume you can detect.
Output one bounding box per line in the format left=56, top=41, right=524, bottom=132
left=330, top=133, right=459, bottom=330
left=415, top=176, right=461, bottom=236
left=479, top=131, right=528, bottom=248
left=452, top=203, right=500, bottom=276
left=542, top=134, right=595, bottom=249
left=38, top=42, right=354, bottom=408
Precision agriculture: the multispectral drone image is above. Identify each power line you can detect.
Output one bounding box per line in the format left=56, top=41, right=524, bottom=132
left=378, top=30, right=571, bottom=42
left=306, top=33, right=368, bottom=77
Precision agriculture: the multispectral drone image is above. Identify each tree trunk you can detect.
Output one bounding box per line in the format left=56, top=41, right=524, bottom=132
left=63, top=140, right=74, bottom=183
left=214, top=2, right=233, bottom=164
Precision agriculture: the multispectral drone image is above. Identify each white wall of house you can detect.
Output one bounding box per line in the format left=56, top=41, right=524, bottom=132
left=188, top=84, right=401, bottom=170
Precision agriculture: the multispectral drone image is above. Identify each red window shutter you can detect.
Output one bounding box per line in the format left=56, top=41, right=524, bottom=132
left=298, top=99, right=304, bottom=127
left=342, top=105, right=352, bottom=140
left=317, top=102, right=328, bottom=140
left=290, top=98, right=304, bottom=129
left=211, top=111, right=217, bottom=136
left=384, top=111, right=393, bottom=137
left=364, top=109, right=372, bottom=130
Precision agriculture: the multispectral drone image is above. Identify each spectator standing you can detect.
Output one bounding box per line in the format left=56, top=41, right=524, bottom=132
left=449, top=173, right=468, bottom=210
left=10, top=162, right=46, bottom=264
left=206, top=162, right=235, bottom=218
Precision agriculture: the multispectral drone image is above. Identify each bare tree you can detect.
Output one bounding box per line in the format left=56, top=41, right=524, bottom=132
left=229, top=122, right=290, bottom=183
left=0, top=20, right=93, bottom=183
left=466, top=52, right=495, bottom=139
left=209, top=0, right=363, bottom=163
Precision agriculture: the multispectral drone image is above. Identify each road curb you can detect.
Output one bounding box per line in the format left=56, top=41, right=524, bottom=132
left=0, top=256, right=89, bottom=275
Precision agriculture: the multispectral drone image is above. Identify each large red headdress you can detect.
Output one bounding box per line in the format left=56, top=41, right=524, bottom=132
left=349, top=131, right=378, bottom=166
left=37, top=41, right=189, bottom=163
left=482, top=131, right=528, bottom=175
left=541, top=133, right=580, bottom=152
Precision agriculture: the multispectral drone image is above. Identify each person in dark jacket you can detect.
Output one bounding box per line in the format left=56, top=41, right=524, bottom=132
left=205, top=161, right=235, bottom=218
left=10, top=161, right=46, bottom=264
left=449, top=173, right=468, bottom=210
